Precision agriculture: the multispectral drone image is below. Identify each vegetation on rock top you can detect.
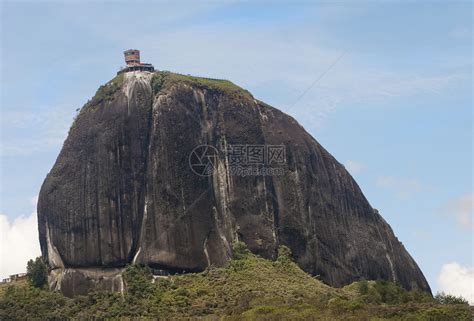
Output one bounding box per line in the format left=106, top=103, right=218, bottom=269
left=152, top=70, right=247, bottom=95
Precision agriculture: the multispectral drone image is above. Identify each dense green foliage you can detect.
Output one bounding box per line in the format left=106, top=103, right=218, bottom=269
left=26, top=257, right=48, bottom=289
left=354, top=279, right=434, bottom=305
left=1, top=243, right=471, bottom=320
left=151, top=70, right=169, bottom=94
left=435, top=292, right=469, bottom=305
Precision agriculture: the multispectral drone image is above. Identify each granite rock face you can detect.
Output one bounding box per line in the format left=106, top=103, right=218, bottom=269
left=38, top=71, right=431, bottom=296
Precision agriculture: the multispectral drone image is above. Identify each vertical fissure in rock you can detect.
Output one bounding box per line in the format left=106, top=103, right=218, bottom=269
left=129, top=74, right=157, bottom=264
left=257, top=103, right=280, bottom=257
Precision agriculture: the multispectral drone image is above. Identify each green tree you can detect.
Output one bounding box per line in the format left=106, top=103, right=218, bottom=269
left=434, top=292, right=469, bottom=305
left=232, top=241, right=251, bottom=260
left=26, top=257, right=48, bottom=288
left=123, top=264, right=154, bottom=300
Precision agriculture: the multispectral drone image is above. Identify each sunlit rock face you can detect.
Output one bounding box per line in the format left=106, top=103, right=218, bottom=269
left=38, top=71, right=431, bottom=296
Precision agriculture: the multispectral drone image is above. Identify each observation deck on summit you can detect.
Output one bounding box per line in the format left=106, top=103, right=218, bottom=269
left=117, top=49, right=155, bottom=74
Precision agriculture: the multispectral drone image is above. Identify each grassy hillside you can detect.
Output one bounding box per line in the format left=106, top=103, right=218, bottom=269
left=0, top=243, right=471, bottom=320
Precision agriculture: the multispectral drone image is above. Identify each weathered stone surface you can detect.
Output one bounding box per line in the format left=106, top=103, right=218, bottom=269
left=38, top=71, right=431, bottom=296
left=49, top=268, right=124, bottom=297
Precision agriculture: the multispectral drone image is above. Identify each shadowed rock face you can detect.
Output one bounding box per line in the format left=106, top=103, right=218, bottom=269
left=38, top=71, right=431, bottom=296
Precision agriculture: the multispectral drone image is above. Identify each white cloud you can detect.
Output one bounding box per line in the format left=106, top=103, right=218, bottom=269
left=439, top=193, right=473, bottom=230
left=345, top=160, right=365, bottom=174
left=30, top=195, right=39, bottom=206
left=376, top=176, right=424, bottom=200
left=0, top=208, right=41, bottom=279
left=437, top=262, right=474, bottom=305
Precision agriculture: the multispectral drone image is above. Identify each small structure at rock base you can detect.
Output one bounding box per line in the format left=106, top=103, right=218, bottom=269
left=117, top=49, right=154, bottom=75
left=10, top=273, right=27, bottom=281
left=1, top=272, right=27, bottom=284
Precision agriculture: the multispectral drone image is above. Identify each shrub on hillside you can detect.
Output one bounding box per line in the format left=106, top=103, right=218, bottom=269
left=434, top=292, right=469, bottom=305
left=232, top=241, right=251, bottom=260
left=276, top=245, right=292, bottom=262
left=123, top=264, right=154, bottom=300
left=359, top=279, right=433, bottom=304
left=358, top=279, right=369, bottom=295
left=328, top=297, right=363, bottom=313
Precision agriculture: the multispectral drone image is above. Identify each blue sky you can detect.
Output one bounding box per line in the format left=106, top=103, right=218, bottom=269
left=0, top=0, right=472, bottom=298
